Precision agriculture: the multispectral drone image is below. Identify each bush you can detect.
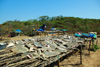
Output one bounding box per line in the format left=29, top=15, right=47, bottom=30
left=91, top=44, right=100, bottom=52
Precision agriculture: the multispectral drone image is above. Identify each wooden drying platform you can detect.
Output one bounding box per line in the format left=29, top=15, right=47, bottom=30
left=0, top=37, right=95, bottom=67
left=35, top=31, right=67, bottom=36
left=0, top=49, right=76, bottom=67
left=0, top=46, right=84, bottom=67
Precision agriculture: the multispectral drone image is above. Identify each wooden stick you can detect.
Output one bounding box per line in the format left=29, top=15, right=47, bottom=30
left=96, top=38, right=98, bottom=45
left=89, top=40, right=91, bottom=55
left=80, top=45, right=82, bottom=64
left=52, top=32, right=53, bottom=36
left=47, top=60, right=50, bottom=67
left=45, top=32, right=46, bottom=36
left=7, top=58, right=38, bottom=67
left=47, top=32, right=48, bottom=36
left=63, top=31, right=64, bottom=35
left=92, top=38, right=94, bottom=49
left=56, top=55, right=60, bottom=67
left=57, top=60, right=60, bottom=67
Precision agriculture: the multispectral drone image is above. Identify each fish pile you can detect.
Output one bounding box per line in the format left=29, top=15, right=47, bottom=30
left=0, top=35, right=84, bottom=67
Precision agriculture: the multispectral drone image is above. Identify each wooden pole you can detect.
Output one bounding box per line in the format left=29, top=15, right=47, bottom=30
left=47, top=32, right=48, bottom=36
left=58, top=32, right=59, bottom=36
left=47, top=60, right=50, bottom=67
left=48, top=64, right=50, bottom=67
left=92, top=38, right=94, bottom=49
left=80, top=45, right=82, bottom=64
left=52, top=31, right=53, bottom=36
left=1, top=35, right=3, bottom=40
left=40, top=32, right=42, bottom=37
left=96, top=38, right=98, bottom=45
left=57, top=60, right=60, bottom=67
left=57, top=32, right=59, bottom=36
left=45, top=32, right=46, bottom=37
left=44, top=32, right=45, bottom=36
left=35, top=31, right=36, bottom=36
left=63, top=31, right=64, bottom=35
left=89, top=40, right=91, bottom=55
left=57, top=55, right=60, bottom=67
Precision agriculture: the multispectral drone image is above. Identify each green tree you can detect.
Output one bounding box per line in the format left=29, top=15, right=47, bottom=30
left=39, top=16, right=49, bottom=22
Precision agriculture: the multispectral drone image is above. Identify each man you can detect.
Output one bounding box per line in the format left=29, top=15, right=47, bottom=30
left=42, top=23, right=46, bottom=31
left=37, top=23, right=46, bottom=32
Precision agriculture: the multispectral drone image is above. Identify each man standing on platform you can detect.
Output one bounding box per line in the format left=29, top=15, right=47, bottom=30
left=42, top=23, right=46, bottom=32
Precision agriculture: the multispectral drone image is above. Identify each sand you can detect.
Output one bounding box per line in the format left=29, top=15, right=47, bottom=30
left=54, top=38, right=100, bottom=67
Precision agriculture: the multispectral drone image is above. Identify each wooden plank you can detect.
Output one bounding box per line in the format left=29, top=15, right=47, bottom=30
left=7, top=58, right=38, bottom=67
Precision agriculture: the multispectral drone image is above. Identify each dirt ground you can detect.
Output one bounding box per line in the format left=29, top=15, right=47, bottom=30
left=54, top=38, right=100, bottom=67
left=0, top=35, right=100, bottom=67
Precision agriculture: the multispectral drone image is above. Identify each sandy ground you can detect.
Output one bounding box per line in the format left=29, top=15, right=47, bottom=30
left=54, top=38, right=100, bottom=67
left=0, top=35, right=100, bottom=67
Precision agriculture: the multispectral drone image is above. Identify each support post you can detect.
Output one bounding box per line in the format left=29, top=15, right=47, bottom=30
left=63, top=31, right=64, bottom=35
left=52, top=32, right=53, bottom=36
left=40, top=32, right=42, bottom=37
left=80, top=45, right=82, bottom=64
left=57, top=60, right=60, bottom=67
left=57, top=55, right=60, bottom=67
left=47, top=32, right=48, bottom=36
left=45, top=32, right=46, bottom=36
left=96, top=38, right=98, bottom=45
left=48, top=64, right=50, bottom=67
left=35, top=30, right=36, bottom=36
left=47, top=60, right=50, bottom=67
left=1, top=35, right=2, bottom=40
left=44, top=32, right=45, bottom=36
left=58, top=32, right=59, bottom=36
left=89, top=40, right=91, bottom=55
left=92, top=38, right=94, bottom=49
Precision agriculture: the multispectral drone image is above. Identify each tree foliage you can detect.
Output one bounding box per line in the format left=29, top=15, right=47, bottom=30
left=1, top=16, right=100, bottom=35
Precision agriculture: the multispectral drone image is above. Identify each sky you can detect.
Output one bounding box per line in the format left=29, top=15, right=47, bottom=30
left=0, top=0, right=100, bottom=24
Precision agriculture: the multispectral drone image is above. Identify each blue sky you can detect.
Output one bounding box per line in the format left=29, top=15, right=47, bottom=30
left=0, top=0, right=100, bottom=24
